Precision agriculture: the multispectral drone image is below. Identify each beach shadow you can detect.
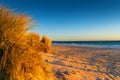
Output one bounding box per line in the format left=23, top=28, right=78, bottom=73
left=55, top=70, right=66, bottom=80
left=47, top=48, right=120, bottom=80
left=48, top=58, right=117, bottom=80
left=88, top=53, right=120, bottom=80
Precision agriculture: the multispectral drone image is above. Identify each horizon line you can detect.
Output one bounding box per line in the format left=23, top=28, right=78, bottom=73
left=52, top=40, right=120, bottom=42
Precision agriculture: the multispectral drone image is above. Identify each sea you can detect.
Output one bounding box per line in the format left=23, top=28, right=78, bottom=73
left=52, top=41, right=120, bottom=48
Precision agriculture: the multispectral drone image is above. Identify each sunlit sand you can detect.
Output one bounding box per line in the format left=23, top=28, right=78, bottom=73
left=45, top=45, right=120, bottom=80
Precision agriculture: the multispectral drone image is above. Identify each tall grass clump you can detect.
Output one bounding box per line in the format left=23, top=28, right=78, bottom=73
left=0, top=6, right=55, bottom=80
left=27, top=33, right=51, bottom=53
left=41, top=36, right=51, bottom=53
left=41, top=36, right=51, bottom=47
left=27, top=32, right=42, bottom=51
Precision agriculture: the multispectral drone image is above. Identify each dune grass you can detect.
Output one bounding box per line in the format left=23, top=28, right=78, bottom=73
left=0, top=6, right=55, bottom=80
left=27, top=33, right=51, bottom=53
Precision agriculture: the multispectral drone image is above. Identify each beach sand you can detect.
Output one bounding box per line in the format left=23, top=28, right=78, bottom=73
left=45, top=45, right=120, bottom=80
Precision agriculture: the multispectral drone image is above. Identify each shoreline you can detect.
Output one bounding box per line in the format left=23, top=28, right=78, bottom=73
left=52, top=41, right=120, bottom=48
left=52, top=44, right=120, bottom=49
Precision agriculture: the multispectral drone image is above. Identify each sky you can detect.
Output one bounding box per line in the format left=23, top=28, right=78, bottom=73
left=0, top=0, right=120, bottom=41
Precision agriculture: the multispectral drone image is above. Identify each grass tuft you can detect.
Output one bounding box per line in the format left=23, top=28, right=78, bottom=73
left=0, top=6, right=55, bottom=80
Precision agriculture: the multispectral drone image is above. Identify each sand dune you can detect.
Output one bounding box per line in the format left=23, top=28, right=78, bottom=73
left=45, top=45, right=120, bottom=80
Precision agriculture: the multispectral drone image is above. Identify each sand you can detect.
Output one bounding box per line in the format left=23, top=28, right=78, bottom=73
left=45, top=45, right=120, bottom=80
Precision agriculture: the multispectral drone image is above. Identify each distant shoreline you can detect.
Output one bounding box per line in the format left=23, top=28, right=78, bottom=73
left=52, top=41, right=120, bottom=48
left=52, top=44, right=103, bottom=48
left=53, top=40, right=120, bottom=42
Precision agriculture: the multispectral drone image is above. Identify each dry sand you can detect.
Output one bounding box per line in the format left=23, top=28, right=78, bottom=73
left=45, top=45, right=120, bottom=80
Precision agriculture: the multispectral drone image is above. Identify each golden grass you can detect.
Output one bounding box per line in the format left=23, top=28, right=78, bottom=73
left=41, top=36, right=51, bottom=47
left=41, top=36, right=51, bottom=53
left=0, top=6, right=55, bottom=80
left=27, top=33, right=51, bottom=53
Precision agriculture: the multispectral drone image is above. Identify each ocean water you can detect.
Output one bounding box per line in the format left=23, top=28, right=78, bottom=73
left=52, top=41, right=120, bottom=48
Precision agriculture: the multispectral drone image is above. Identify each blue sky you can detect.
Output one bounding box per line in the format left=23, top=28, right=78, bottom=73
left=0, top=0, right=120, bottom=41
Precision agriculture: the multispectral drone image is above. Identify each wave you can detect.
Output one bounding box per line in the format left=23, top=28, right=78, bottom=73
left=53, top=41, right=120, bottom=48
